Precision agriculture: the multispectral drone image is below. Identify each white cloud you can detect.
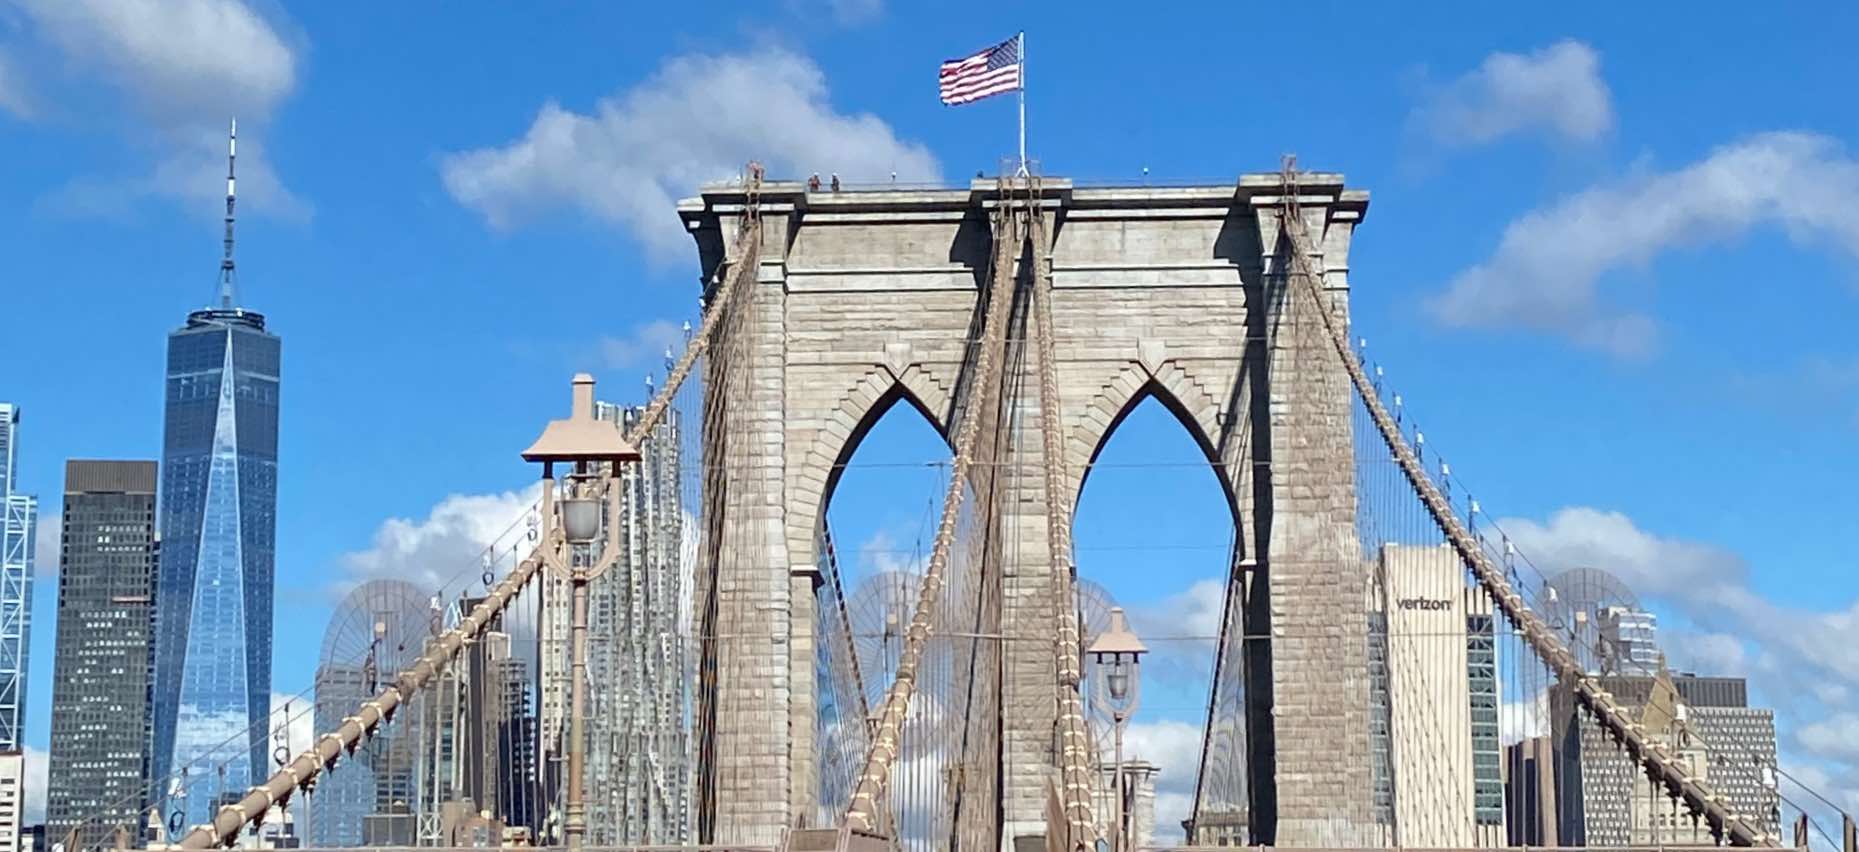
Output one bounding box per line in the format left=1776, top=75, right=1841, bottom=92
left=1773, top=757, right=1859, bottom=843
left=18, top=0, right=293, bottom=117
left=335, top=485, right=541, bottom=597
left=1664, top=629, right=1752, bottom=677
left=0, top=49, right=32, bottom=118
left=46, top=124, right=306, bottom=220
left=1129, top=578, right=1224, bottom=644
left=1500, top=507, right=1743, bottom=600
left=1503, top=506, right=1859, bottom=685
left=599, top=319, right=687, bottom=371
left=1498, top=505, right=1859, bottom=825
left=1734, top=356, right=1859, bottom=427
left=33, top=513, right=58, bottom=579
left=440, top=47, right=939, bottom=258
left=8, top=0, right=306, bottom=218
left=1121, top=719, right=1203, bottom=843
left=1416, top=40, right=1612, bottom=146
left=1122, top=718, right=1202, bottom=781
left=1430, top=132, right=1859, bottom=356
left=1124, top=578, right=1226, bottom=696
left=785, top=0, right=883, bottom=25
left=1151, top=790, right=1192, bottom=844
left=824, top=0, right=883, bottom=23
left=268, top=691, right=315, bottom=766
left=23, top=745, right=47, bottom=824
left=1798, top=714, right=1859, bottom=763
left=856, top=528, right=927, bottom=577
left=1500, top=689, right=1550, bottom=745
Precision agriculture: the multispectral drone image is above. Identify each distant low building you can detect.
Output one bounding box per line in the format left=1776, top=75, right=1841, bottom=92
left=1095, top=760, right=1158, bottom=849
left=0, top=753, right=22, bottom=852
left=1503, top=736, right=1557, bottom=847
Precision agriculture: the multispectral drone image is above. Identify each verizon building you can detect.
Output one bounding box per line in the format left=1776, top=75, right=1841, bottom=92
left=1367, top=543, right=1505, bottom=847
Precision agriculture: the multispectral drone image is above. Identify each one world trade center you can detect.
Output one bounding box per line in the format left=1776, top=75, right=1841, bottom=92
left=152, top=120, right=281, bottom=831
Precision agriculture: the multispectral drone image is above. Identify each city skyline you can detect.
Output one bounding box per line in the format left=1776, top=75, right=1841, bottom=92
left=1, top=0, right=1855, bottom=841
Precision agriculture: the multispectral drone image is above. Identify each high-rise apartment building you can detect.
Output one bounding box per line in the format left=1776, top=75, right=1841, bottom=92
left=1095, top=760, right=1158, bottom=849
left=536, top=401, right=687, bottom=844
left=46, top=462, right=159, bottom=849
left=1597, top=606, right=1661, bottom=676
left=0, top=403, right=38, bottom=758
left=1366, top=543, right=1505, bottom=847
left=151, top=123, right=282, bottom=829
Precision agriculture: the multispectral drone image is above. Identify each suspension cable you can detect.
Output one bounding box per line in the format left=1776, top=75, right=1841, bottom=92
left=844, top=180, right=1023, bottom=834
left=180, top=165, right=767, bottom=849
left=1025, top=176, right=1103, bottom=851
left=1272, top=164, right=1769, bottom=848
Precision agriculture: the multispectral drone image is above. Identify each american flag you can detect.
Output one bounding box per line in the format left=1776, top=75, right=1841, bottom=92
left=939, top=35, right=1022, bottom=105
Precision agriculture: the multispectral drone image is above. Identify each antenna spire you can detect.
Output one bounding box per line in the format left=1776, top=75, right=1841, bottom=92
left=218, top=118, right=238, bottom=308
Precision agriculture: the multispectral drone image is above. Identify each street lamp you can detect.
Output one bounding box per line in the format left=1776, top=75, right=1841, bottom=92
left=1087, top=607, right=1147, bottom=852
left=522, top=373, right=641, bottom=850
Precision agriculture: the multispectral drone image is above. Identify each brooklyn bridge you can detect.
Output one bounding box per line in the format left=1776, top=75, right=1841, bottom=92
left=90, top=164, right=1856, bottom=852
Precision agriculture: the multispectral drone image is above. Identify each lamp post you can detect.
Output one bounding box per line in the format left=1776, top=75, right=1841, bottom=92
left=1087, top=608, right=1147, bottom=852
left=522, top=373, right=642, bottom=850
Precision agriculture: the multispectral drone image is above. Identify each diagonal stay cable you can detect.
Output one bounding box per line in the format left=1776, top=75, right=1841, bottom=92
left=844, top=182, right=1023, bottom=836
left=1273, top=168, right=1769, bottom=848
left=180, top=173, right=767, bottom=849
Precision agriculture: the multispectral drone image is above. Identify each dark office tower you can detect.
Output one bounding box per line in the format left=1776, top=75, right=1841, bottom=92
left=46, top=461, right=158, bottom=850
left=150, top=120, right=282, bottom=829
left=453, top=595, right=540, bottom=836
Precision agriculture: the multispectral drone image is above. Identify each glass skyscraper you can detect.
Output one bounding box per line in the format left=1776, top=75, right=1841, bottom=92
left=0, top=403, right=38, bottom=755
left=151, top=301, right=280, bottom=827
left=153, top=122, right=282, bottom=829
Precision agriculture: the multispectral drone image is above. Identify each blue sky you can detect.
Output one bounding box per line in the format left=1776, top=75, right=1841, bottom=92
left=4, top=0, right=1858, bottom=836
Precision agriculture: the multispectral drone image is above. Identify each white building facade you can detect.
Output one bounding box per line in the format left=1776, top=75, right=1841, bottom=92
left=1367, top=543, right=1506, bottom=848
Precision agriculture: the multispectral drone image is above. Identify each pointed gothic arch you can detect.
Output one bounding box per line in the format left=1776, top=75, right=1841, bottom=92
left=787, top=364, right=955, bottom=574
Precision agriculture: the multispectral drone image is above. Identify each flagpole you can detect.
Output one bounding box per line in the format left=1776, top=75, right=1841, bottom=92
left=1017, top=31, right=1027, bottom=175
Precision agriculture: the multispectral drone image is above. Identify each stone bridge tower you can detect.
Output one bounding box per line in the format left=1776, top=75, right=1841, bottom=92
left=679, top=175, right=1372, bottom=848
